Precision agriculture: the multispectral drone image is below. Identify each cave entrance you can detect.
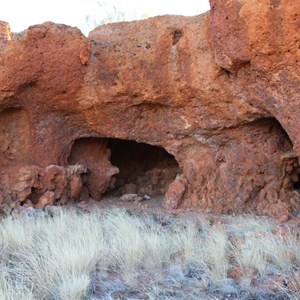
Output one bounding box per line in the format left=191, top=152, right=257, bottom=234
left=106, top=139, right=180, bottom=198
left=290, top=158, right=300, bottom=192
left=269, top=118, right=300, bottom=196
left=293, top=180, right=300, bottom=190
left=67, top=137, right=180, bottom=201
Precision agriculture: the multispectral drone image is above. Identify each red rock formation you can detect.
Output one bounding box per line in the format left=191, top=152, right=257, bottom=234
left=0, top=0, right=299, bottom=216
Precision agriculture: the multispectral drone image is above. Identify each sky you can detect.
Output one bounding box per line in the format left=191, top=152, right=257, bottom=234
left=0, top=0, right=211, bottom=35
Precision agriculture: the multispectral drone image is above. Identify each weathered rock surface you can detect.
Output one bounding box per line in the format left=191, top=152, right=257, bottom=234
left=0, top=165, right=87, bottom=210
left=0, top=0, right=299, bottom=216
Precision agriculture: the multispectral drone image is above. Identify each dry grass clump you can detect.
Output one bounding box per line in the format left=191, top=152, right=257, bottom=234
left=0, top=207, right=299, bottom=299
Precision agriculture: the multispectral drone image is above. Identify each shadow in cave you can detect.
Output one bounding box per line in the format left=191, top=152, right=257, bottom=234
left=67, top=137, right=180, bottom=201
left=105, top=139, right=180, bottom=198
left=293, top=179, right=300, bottom=190
left=270, top=118, right=300, bottom=194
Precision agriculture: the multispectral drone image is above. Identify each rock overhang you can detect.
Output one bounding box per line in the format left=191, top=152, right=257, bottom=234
left=0, top=0, right=299, bottom=217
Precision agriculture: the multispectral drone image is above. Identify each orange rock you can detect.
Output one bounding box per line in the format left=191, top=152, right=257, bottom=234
left=0, top=0, right=299, bottom=216
left=162, top=179, right=186, bottom=210
left=278, top=214, right=291, bottom=223
left=259, top=274, right=287, bottom=292
left=35, top=191, right=55, bottom=209
left=228, top=267, right=243, bottom=283
left=23, top=199, right=33, bottom=208
left=191, top=193, right=199, bottom=208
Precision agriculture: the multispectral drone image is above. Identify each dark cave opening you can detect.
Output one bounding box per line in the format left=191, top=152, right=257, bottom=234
left=293, top=179, right=300, bottom=190
left=105, top=139, right=180, bottom=197
left=67, top=137, right=180, bottom=200
left=269, top=118, right=300, bottom=194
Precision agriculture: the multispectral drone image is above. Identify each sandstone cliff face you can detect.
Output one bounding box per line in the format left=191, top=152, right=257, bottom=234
left=0, top=0, right=299, bottom=217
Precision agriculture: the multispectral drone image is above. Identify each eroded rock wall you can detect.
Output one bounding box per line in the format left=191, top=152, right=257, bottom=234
left=0, top=0, right=299, bottom=216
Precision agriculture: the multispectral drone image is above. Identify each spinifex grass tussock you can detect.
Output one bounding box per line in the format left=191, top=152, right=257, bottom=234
left=0, top=207, right=299, bottom=299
